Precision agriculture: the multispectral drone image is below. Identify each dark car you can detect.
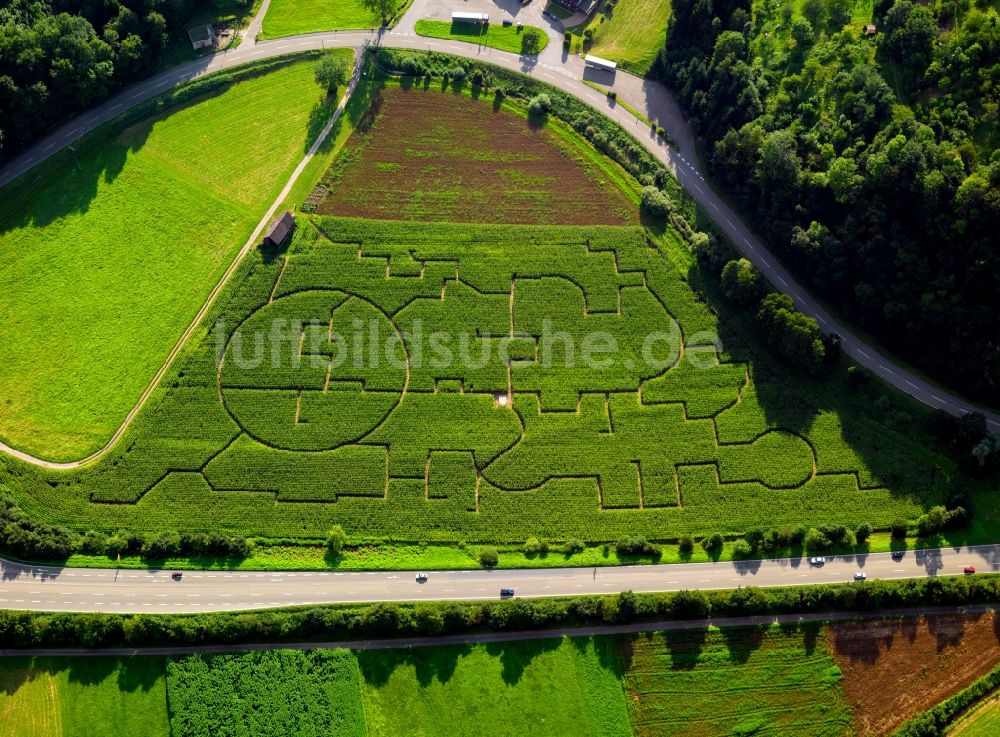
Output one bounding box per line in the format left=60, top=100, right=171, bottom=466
left=964, top=565, right=976, bottom=574
left=171, top=571, right=183, bottom=580
left=891, top=550, right=904, bottom=561
left=502, top=18, right=513, bottom=26
left=500, top=587, right=515, bottom=598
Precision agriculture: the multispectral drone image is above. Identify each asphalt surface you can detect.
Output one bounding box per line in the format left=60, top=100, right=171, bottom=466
left=0, top=545, right=996, bottom=614
left=2, top=602, right=996, bottom=657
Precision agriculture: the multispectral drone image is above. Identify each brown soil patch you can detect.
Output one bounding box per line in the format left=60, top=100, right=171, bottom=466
left=831, top=612, right=1000, bottom=736
left=317, top=85, right=636, bottom=225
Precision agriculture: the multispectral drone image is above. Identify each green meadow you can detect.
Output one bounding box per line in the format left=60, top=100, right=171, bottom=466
left=0, top=53, right=351, bottom=461
left=414, top=20, right=550, bottom=54
left=0, top=656, right=169, bottom=737
left=260, top=0, right=408, bottom=38
left=574, top=0, right=671, bottom=75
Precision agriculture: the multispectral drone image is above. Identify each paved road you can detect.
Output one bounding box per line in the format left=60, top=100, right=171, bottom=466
left=2, top=602, right=996, bottom=656
left=0, top=545, right=996, bottom=614
left=0, top=0, right=996, bottom=467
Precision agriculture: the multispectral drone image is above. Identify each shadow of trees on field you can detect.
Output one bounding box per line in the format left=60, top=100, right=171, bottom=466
left=0, top=58, right=232, bottom=237
left=0, top=655, right=163, bottom=701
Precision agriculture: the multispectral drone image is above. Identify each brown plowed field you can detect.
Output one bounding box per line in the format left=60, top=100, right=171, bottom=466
left=831, top=612, right=1000, bottom=736
left=317, top=85, right=636, bottom=225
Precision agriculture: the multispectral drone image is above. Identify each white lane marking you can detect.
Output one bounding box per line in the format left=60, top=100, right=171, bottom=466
left=931, top=394, right=944, bottom=403
left=129, top=91, right=144, bottom=100
left=906, top=380, right=919, bottom=389
left=44, top=143, right=56, bottom=152
left=858, top=349, right=870, bottom=359
left=711, top=202, right=720, bottom=212
left=725, top=218, right=735, bottom=228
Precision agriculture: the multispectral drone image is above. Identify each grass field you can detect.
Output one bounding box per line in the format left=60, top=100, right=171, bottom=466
left=317, top=82, right=635, bottom=224
left=0, top=54, right=350, bottom=462
left=260, top=0, right=409, bottom=38
left=0, top=657, right=168, bottom=737
left=624, top=625, right=852, bottom=737
left=951, top=697, right=1000, bottom=736
left=414, top=20, right=549, bottom=54
left=358, top=637, right=632, bottom=736
left=573, top=0, right=671, bottom=75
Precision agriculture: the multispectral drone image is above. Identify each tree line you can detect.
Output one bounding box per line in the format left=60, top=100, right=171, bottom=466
left=652, top=0, right=1000, bottom=407
left=0, top=0, right=247, bottom=162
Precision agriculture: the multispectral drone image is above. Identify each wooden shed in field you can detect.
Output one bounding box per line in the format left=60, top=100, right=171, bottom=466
left=264, top=211, right=295, bottom=250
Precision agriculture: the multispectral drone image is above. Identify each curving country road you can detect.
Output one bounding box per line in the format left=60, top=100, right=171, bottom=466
left=0, top=545, right=996, bottom=614
left=0, top=0, right=996, bottom=470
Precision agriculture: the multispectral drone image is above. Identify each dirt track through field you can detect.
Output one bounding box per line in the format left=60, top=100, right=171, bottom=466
left=831, top=611, right=1000, bottom=736
left=318, top=85, right=636, bottom=225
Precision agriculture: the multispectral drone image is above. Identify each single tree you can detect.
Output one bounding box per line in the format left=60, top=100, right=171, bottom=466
left=315, top=52, right=349, bottom=92
left=326, top=524, right=347, bottom=553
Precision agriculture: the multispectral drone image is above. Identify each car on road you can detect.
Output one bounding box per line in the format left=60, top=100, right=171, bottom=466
left=171, top=571, right=183, bottom=580
left=853, top=571, right=866, bottom=581
left=415, top=572, right=428, bottom=582
left=500, top=587, right=515, bottom=597
left=892, top=550, right=905, bottom=561
left=809, top=556, right=825, bottom=565
left=964, top=565, right=976, bottom=574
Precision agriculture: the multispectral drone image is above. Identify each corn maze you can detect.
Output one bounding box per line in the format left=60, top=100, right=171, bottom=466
left=0, top=216, right=946, bottom=542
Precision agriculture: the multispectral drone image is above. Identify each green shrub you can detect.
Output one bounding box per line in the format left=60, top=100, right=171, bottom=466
left=855, top=522, right=873, bottom=544
left=891, top=520, right=909, bottom=539
left=527, top=93, right=551, bottom=117
left=640, top=185, right=673, bottom=219
left=521, top=28, right=543, bottom=55
left=478, top=546, right=499, bottom=567
left=326, top=525, right=347, bottom=553
left=616, top=536, right=659, bottom=557
left=562, top=538, right=585, bottom=555
left=677, top=534, right=694, bottom=554
left=733, top=539, right=753, bottom=558
left=701, top=533, right=724, bottom=554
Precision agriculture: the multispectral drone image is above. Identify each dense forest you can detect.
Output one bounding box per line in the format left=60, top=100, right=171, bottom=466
left=654, top=0, right=1000, bottom=406
left=0, top=0, right=242, bottom=162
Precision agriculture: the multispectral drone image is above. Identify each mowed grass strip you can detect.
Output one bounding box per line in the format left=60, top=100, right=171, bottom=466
left=623, top=626, right=852, bottom=737
left=317, top=83, right=636, bottom=224
left=259, top=0, right=395, bottom=38
left=414, top=19, right=549, bottom=54
left=0, top=55, right=347, bottom=461
left=575, top=0, right=671, bottom=75
left=0, top=656, right=169, bottom=737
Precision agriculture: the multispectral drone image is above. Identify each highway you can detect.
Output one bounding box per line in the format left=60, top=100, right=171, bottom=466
left=0, top=0, right=997, bottom=473
left=0, top=545, right=996, bottom=614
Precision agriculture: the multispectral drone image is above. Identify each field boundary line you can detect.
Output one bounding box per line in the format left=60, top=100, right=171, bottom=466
left=0, top=48, right=366, bottom=471
left=1, top=603, right=996, bottom=657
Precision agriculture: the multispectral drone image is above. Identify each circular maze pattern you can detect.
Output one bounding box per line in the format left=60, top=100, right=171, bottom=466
left=219, top=290, right=408, bottom=451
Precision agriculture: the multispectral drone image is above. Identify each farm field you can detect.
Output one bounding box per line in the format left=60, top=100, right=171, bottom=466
left=168, top=650, right=366, bottom=737
left=830, top=611, right=1000, bottom=736
left=0, top=656, right=169, bottom=737
left=316, top=82, right=636, bottom=224
left=260, top=0, right=402, bottom=38
left=359, top=637, right=631, bottom=736
left=414, top=20, right=550, bottom=54
left=624, top=625, right=852, bottom=737
left=0, top=215, right=952, bottom=542
left=0, top=54, right=350, bottom=462
left=573, top=0, right=671, bottom=75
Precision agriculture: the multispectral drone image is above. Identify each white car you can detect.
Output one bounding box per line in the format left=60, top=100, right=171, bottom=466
left=853, top=571, right=867, bottom=581
left=809, top=556, right=825, bottom=565
left=415, top=572, right=428, bottom=582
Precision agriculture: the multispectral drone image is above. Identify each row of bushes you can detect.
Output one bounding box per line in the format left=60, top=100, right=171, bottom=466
left=1, top=574, right=998, bottom=650
left=0, top=495, right=250, bottom=562
left=891, top=661, right=1000, bottom=737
